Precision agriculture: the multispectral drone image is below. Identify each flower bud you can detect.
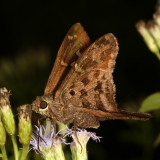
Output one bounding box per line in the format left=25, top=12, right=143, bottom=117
left=136, top=21, right=159, bottom=55
left=0, top=87, right=16, bottom=135
left=153, top=13, right=160, bottom=26
left=147, top=20, right=160, bottom=48
left=18, top=104, right=32, bottom=145
left=0, top=117, right=6, bottom=146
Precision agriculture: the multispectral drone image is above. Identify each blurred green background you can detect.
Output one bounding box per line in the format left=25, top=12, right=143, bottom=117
left=0, top=0, right=160, bottom=160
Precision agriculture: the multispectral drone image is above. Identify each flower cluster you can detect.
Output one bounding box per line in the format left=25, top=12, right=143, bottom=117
left=0, top=87, right=32, bottom=160
left=30, top=121, right=101, bottom=160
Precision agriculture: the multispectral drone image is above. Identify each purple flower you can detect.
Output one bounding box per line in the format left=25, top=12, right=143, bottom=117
left=30, top=121, right=66, bottom=160
left=30, top=120, right=101, bottom=160
left=66, top=128, right=102, bottom=143
left=68, top=128, right=102, bottom=160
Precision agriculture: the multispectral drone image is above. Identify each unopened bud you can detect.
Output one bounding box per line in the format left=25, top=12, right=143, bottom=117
left=147, top=20, right=160, bottom=48
left=0, top=88, right=16, bottom=135
left=18, top=104, right=32, bottom=145
left=0, top=117, right=6, bottom=146
left=136, top=21, right=160, bottom=55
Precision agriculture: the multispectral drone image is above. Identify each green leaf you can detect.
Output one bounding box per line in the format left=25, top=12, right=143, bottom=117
left=139, top=92, right=160, bottom=112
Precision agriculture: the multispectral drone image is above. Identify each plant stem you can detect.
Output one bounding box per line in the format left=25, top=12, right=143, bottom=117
left=11, top=135, right=19, bottom=160
left=20, top=144, right=29, bottom=160
left=0, top=146, right=8, bottom=160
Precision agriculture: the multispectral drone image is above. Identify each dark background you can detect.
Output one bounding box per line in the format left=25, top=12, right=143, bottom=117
left=0, top=0, right=160, bottom=160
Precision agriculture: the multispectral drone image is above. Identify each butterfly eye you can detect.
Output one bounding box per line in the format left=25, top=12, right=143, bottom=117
left=40, top=101, right=48, bottom=109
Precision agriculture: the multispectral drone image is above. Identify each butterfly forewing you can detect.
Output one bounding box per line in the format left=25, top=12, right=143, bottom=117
left=44, top=23, right=90, bottom=95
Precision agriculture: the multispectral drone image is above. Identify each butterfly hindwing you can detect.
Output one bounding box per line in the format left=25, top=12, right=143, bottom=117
left=55, top=33, right=119, bottom=112
left=56, top=33, right=151, bottom=121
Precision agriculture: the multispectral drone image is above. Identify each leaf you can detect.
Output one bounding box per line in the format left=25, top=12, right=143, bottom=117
left=139, top=92, right=160, bottom=112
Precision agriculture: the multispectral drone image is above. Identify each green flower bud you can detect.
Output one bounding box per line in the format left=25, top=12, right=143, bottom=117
left=147, top=21, right=160, bottom=49
left=0, top=117, right=6, bottom=146
left=0, top=88, right=16, bottom=135
left=18, top=104, right=32, bottom=145
left=136, top=21, right=159, bottom=55
left=153, top=13, right=160, bottom=26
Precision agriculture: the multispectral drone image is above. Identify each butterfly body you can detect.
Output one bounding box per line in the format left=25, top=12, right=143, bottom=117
left=32, top=23, right=151, bottom=128
left=32, top=94, right=102, bottom=128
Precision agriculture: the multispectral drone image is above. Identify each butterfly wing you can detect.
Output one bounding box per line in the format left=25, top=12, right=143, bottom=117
left=55, top=33, right=151, bottom=120
left=44, top=23, right=90, bottom=95
left=55, top=33, right=118, bottom=111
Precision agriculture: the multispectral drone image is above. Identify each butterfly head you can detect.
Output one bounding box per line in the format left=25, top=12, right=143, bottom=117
left=32, top=94, right=53, bottom=117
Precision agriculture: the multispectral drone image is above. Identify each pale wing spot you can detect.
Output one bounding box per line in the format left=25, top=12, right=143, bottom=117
left=76, top=50, right=82, bottom=57
left=92, top=44, right=98, bottom=49
left=61, top=60, right=68, bottom=66
left=94, top=68, right=108, bottom=72
left=73, top=34, right=77, bottom=38
left=68, top=35, right=74, bottom=40
left=104, top=35, right=110, bottom=41
left=100, top=44, right=105, bottom=47
left=74, top=63, right=84, bottom=73
left=96, top=57, right=103, bottom=64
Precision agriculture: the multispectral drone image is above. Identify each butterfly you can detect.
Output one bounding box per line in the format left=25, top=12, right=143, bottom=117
left=32, top=23, right=151, bottom=128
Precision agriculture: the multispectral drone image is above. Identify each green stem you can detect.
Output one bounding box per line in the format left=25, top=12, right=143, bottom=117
left=0, top=146, right=8, bottom=160
left=11, top=135, right=19, bottom=160
left=20, top=144, right=29, bottom=160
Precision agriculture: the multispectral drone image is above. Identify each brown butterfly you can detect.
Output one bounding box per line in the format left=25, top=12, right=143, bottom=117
left=32, top=23, right=151, bottom=128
